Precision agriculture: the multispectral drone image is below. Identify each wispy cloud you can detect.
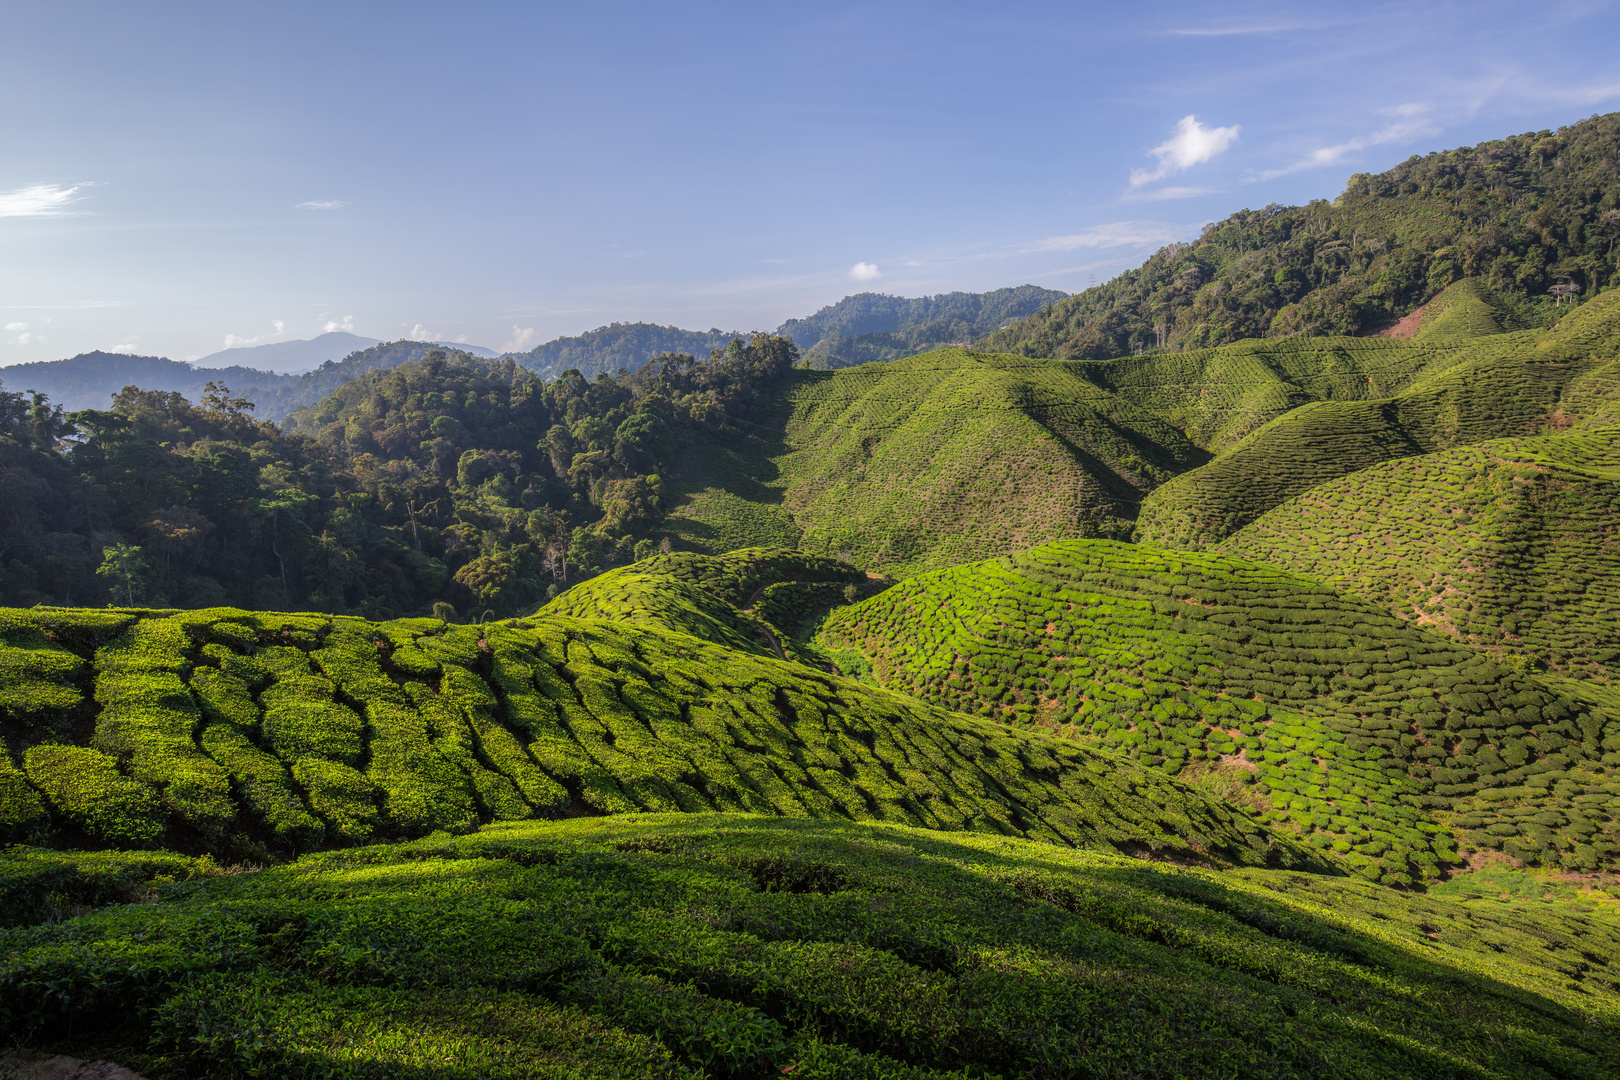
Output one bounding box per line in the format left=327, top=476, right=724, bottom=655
left=503, top=326, right=538, bottom=352
left=0, top=182, right=91, bottom=218
left=408, top=322, right=438, bottom=340
left=1166, top=21, right=1329, bottom=36
left=1120, top=185, right=1214, bottom=203
left=0, top=300, right=129, bottom=310
left=104, top=338, right=140, bottom=354
left=1253, top=104, right=1439, bottom=180
left=1027, top=221, right=1183, bottom=252
left=849, top=262, right=882, bottom=282
left=296, top=200, right=343, bottom=210
left=1130, top=116, right=1240, bottom=189
left=224, top=320, right=287, bottom=349
left=322, top=315, right=356, bottom=333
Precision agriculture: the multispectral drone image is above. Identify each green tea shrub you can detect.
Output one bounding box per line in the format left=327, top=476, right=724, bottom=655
left=22, top=744, right=166, bottom=846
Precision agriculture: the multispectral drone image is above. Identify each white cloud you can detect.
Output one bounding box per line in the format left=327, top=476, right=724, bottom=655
left=503, top=326, right=539, bottom=352
left=408, top=323, right=438, bottom=341
left=5, top=321, right=44, bottom=345
left=1027, top=221, right=1183, bottom=252
left=1120, top=185, right=1214, bottom=203
left=0, top=182, right=91, bottom=218
left=323, top=315, right=356, bottom=333
left=850, top=262, right=882, bottom=282
left=104, top=339, right=139, bottom=354
left=1130, top=116, right=1240, bottom=189
left=621, top=250, right=646, bottom=258
left=296, top=200, right=343, bottom=210
left=223, top=320, right=290, bottom=349
left=1253, top=104, right=1440, bottom=181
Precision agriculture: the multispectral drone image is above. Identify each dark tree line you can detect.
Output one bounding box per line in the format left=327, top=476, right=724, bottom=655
left=0, top=334, right=799, bottom=619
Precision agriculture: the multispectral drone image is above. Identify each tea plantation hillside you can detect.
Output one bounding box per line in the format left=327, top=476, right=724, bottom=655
left=1222, top=425, right=1620, bottom=684
left=1063, top=310, right=1511, bottom=455
left=665, top=348, right=1209, bottom=574
left=540, top=547, right=871, bottom=666
left=0, top=602, right=1307, bottom=869
left=5, top=815, right=1620, bottom=1079
left=1132, top=289, right=1620, bottom=547
left=819, top=539, right=1620, bottom=885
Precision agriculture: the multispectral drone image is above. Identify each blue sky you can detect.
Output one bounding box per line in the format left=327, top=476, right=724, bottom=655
left=3, top=0, right=1619, bottom=367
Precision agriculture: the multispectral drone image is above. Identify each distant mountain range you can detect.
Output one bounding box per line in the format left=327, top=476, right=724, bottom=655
left=193, top=332, right=501, bottom=373
left=0, top=285, right=1064, bottom=420
left=0, top=340, right=493, bottom=422
left=192, top=332, right=385, bottom=374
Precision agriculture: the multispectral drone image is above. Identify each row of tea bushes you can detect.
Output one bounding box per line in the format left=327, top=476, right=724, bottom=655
left=0, top=601, right=1309, bottom=868
left=1071, top=331, right=1501, bottom=454
left=1134, top=289, right=1620, bottom=548
left=820, top=538, right=1620, bottom=882
left=2, top=816, right=1616, bottom=1078
left=1223, top=425, right=1620, bottom=683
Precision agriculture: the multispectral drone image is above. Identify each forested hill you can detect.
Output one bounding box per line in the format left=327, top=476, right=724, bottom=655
left=0, top=340, right=479, bottom=423
left=780, top=284, right=1068, bottom=369
left=981, top=111, right=1620, bottom=360
left=511, top=323, right=744, bottom=382
left=233, top=340, right=488, bottom=422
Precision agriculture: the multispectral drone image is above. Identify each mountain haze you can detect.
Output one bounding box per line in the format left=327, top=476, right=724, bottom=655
left=193, top=331, right=384, bottom=373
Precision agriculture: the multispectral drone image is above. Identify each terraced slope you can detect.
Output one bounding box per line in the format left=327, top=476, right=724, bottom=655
left=666, top=348, right=1207, bottom=574
left=1066, top=330, right=1498, bottom=454
left=6, top=815, right=1620, bottom=1079
left=542, top=548, right=870, bottom=665
left=1222, top=426, right=1620, bottom=684
left=0, top=604, right=1304, bottom=869
left=820, top=539, right=1620, bottom=883
left=1133, top=289, right=1620, bottom=547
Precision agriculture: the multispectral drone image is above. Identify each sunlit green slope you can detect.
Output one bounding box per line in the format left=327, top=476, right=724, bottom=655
left=664, top=348, right=1209, bottom=574
left=0, top=600, right=1304, bottom=868
left=5, top=815, right=1619, bottom=1079
left=1221, top=425, right=1620, bottom=684
left=1132, top=289, right=1620, bottom=547
left=820, top=539, right=1620, bottom=883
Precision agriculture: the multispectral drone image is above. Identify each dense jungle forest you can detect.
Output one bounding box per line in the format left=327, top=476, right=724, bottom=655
left=0, top=335, right=800, bottom=620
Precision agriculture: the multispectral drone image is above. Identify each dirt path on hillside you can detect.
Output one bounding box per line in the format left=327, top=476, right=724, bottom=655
left=1375, top=300, right=1432, bottom=339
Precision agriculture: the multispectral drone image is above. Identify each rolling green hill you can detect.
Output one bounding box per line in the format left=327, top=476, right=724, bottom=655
left=0, top=598, right=1305, bottom=870
left=1131, top=288, right=1620, bottom=547
left=820, top=539, right=1620, bottom=883
left=1221, top=425, right=1620, bottom=684
left=980, top=112, right=1620, bottom=361
left=4, top=814, right=1618, bottom=1079
left=665, top=348, right=1208, bottom=574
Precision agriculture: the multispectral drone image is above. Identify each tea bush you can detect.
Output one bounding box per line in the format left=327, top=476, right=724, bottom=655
left=2, top=815, right=1617, bottom=1078
left=821, top=538, right=1620, bottom=882
left=0, top=601, right=1305, bottom=867
left=1223, top=424, right=1620, bottom=683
